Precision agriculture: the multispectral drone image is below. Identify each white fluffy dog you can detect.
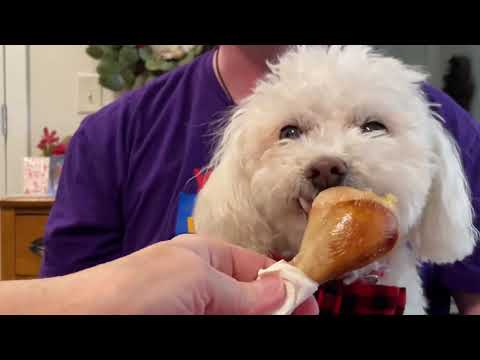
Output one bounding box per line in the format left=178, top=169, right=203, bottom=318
left=193, top=45, right=478, bottom=315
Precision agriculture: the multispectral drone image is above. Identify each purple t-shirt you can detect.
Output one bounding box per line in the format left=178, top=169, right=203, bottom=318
left=40, top=50, right=480, bottom=314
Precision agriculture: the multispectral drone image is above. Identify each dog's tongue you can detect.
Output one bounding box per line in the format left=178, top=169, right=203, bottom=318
left=299, top=198, right=312, bottom=214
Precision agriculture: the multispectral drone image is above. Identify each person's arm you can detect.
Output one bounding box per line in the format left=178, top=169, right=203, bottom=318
left=1, top=235, right=319, bottom=315
left=453, top=293, right=480, bottom=315
left=442, top=231, right=480, bottom=315
left=442, top=137, right=480, bottom=315
left=423, top=84, right=480, bottom=315
left=40, top=99, right=133, bottom=277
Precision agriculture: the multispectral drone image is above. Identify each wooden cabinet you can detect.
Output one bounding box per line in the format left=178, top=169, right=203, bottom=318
left=0, top=197, right=54, bottom=280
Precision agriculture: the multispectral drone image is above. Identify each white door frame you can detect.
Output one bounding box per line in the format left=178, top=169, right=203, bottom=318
left=3, top=45, right=29, bottom=196
left=0, top=46, right=6, bottom=197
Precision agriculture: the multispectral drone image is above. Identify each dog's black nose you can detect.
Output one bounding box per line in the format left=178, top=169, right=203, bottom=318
left=307, top=157, right=347, bottom=192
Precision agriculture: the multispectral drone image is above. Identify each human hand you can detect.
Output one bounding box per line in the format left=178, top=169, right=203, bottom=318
left=75, top=234, right=319, bottom=315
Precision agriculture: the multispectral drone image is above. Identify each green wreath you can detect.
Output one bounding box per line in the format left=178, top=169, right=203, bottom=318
left=86, top=45, right=215, bottom=92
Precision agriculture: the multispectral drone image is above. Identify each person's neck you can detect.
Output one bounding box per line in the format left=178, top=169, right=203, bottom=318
left=214, top=45, right=289, bottom=104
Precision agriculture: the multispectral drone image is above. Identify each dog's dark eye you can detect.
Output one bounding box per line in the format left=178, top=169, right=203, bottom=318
left=280, top=126, right=302, bottom=140
left=361, top=121, right=388, bottom=134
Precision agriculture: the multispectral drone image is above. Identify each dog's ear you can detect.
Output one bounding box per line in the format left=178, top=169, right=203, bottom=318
left=411, top=117, right=478, bottom=263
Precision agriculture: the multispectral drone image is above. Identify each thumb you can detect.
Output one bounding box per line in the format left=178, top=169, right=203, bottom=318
left=205, top=273, right=286, bottom=315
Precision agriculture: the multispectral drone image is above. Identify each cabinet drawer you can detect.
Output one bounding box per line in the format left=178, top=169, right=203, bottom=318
left=15, top=215, right=48, bottom=277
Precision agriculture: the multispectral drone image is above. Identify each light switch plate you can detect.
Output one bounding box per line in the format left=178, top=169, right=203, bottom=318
left=101, top=89, right=116, bottom=106
left=77, top=73, right=102, bottom=114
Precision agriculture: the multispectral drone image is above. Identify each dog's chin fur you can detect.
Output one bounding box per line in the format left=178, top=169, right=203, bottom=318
left=193, top=45, right=478, bottom=315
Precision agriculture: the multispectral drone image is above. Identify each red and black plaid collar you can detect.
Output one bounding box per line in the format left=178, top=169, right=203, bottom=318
left=316, top=280, right=406, bottom=316
left=271, top=254, right=406, bottom=315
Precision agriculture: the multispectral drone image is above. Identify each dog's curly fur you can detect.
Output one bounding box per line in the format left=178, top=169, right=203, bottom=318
left=193, top=45, right=478, bottom=315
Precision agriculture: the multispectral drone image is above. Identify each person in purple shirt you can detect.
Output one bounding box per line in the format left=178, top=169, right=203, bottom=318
left=40, top=45, right=480, bottom=315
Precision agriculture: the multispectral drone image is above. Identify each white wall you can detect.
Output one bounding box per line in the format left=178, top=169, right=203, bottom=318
left=0, top=46, right=5, bottom=196
left=30, top=45, right=114, bottom=156
left=28, top=46, right=479, bottom=157
left=375, top=45, right=480, bottom=120
left=436, top=45, right=480, bottom=121
left=375, top=45, right=441, bottom=86
left=0, top=45, right=116, bottom=196
left=5, top=46, right=29, bottom=196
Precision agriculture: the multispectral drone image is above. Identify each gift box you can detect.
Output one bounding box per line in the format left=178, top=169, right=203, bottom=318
left=23, top=155, right=65, bottom=196
left=23, top=157, right=50, bottom=195
left=48, top=155, right=64, bottom=196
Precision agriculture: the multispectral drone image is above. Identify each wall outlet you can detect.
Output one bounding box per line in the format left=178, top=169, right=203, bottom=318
left=77, top=73, right=102, bottom=114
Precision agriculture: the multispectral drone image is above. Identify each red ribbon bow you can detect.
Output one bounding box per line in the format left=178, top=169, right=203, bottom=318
left=271, top=254, right=406, bottom=315
left=316, top=280, right=406, bottom=316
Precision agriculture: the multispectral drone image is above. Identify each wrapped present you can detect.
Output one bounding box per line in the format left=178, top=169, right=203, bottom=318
left=48, top=155, right=64, bottom=196
left=23, top=157, right=50, bottom=195
left=27, top=127, right=68, bottom=197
